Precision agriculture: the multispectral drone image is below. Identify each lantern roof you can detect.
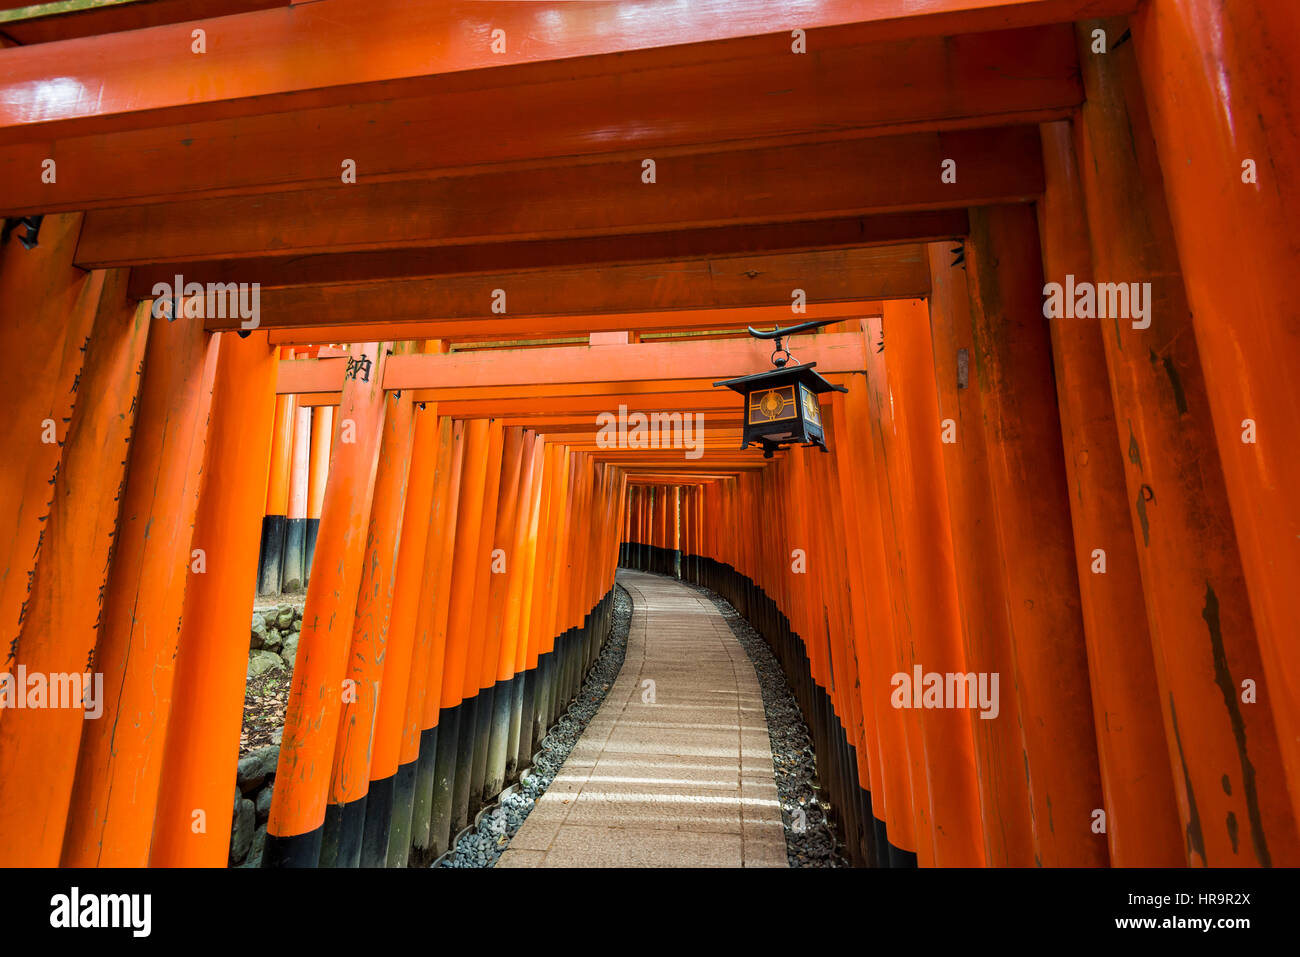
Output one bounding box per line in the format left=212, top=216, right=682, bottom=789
left=713, top=361, right=849, bottom=395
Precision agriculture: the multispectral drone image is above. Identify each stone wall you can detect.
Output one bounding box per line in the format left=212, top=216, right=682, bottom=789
left=248, top=602, right=302, bottom=676
left=232, top=602, right=303, bottom=867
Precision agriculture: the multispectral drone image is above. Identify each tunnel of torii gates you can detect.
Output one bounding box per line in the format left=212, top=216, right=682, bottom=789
left=0, top=0, right=1296, bottom=872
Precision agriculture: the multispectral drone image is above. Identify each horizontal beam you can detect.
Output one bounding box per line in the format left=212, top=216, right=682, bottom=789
left=215, top=246, right=928, bottom=333
left=125, top=212, right=966, bottom=295
left=277, top=337, right=861, bottom=394
left=0, top=1, right=1131, bottom=140
left=0, top=24, right=1078, bottom=215
left=0, top=1, right=285, bottom=46
left=386, top=333, right=865, bottom=391
left=509, top=413, right=743, bottom=432
left=75, top=128, right=1039, bottom=267
left=264, top=301, right=884, bottom=345
left=434, top=393, right=741, bottom=418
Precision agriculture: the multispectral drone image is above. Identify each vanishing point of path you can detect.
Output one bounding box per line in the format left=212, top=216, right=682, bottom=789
left=497, top=570, right=789, bottom=868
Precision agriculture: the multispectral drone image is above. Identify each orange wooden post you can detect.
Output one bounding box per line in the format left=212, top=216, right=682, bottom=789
left=0, top=270, right=146, bottom=868
left=511, top=434, right=549, bottom=774
left=522, top=443, right=556, bottom=752
left=862, top=315, right=926, bottom=866
left=150, top=331, right=279, bottom=867
left=1075, top=20, right=1300, bottom=865
left=304, top=405, right=333, bottom=584
left=963, top=205, right=1108, bottom=867
left=263, top=342, right=388, bottom=867
left=373, top=408, right=445, bottom=864
left=880, top=298, right=985, bottom=867
left=430, top=417, right=491, bottom=850
left=542, top=446, right=573, bottom=728
left=828, top=394, right=886, bottom=865
left=259, top=388, right=296, bottom=595
left=479, top=427, right=527, bottom=802
left=924, top=250, right=1036, bottom=866
left=62, top=305, right=220, bottom=867
left=486, top=429, right=541, bottom=798
left=0, top=214, right=101, bottom=680
left=1036, top=121, right=1183, bottom=865
left=282, top=402, right=313, bottom=592
left=363, top=407, right=436, bottom=866
left=320, top=386, right=415, bottom=866
left=405, top=414, right=467, bottom=861
left=1131, top=0, right=1300, bottom=827
left=457, top=421, right=505, bottom=826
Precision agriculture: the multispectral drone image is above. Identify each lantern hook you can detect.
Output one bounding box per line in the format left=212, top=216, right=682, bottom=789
left=746, top=318, right=845, bottom=369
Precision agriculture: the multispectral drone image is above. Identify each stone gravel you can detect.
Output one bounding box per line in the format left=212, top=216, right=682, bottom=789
left=435, top=585, right=632, bottom=868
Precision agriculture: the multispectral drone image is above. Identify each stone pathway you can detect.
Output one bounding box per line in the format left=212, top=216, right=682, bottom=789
left=496, top=569, right=788, bottom=868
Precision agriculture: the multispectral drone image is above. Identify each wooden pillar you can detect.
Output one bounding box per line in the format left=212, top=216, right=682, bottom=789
left=1132, top=0, right=1300, bottom=827
left=62, top=302, right=219, bottom=866
left=364, top=406, right=438, bottom=866
left=880, top=298, right=985, bottom=867
left=487, top=430, right=542, bottom=797
left=1037, top=120, right=1184, bottom=865
left=282, top=403, right=312, bottom=593
left=320, top=387, right=415, bottom=866
left=964, top=204, right=1108, bottom=867
left=1075, top=19, right=1299, bottom=865
left=511, top=435, right=548, bottom=775
left=259, top=390, right=295, bottom=595
left=432, top=418, right=491, bottom=849
left=482, top=427, right=529, bottom=802
left=828, top=394, right=886, bottom=864
left=304, top=405, right=333, bottom=584
left=263, top=342, right=388, bottom=867
left=404, top=414, right=466, bottom=861
left=459, top=421, right=505, bottom=825
left=925, top=250, right=1036, bottom=867
left=0, top=267, right=146, bottom=867
left=861, top=315, right=924, bottom=865
left=150, top=331, right=278, bottom=866
left=0, top=213, right=101, bottom=677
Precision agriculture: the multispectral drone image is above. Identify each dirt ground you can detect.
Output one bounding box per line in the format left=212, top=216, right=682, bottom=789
left=240, top=594, right=306, bottom=756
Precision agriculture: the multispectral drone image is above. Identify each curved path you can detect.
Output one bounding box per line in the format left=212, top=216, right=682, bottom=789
left=496, top=570, right=789, bottom=868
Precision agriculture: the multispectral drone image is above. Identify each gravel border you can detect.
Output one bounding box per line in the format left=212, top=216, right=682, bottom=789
left=684, top=579, right=851, bottom=868
left=434, top=584, right=632, bottom=868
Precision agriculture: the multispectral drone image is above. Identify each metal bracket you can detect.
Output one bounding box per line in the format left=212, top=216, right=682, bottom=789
left=1, top=215, right=43, bottom=250
left=746, top=317, right=846, bottom=369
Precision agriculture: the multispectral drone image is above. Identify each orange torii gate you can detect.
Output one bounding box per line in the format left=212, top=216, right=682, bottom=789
left=0, top=0, right=1296, bottom=876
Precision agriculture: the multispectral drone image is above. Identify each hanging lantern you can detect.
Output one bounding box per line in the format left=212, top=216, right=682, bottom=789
left=713, top=320, right=849, bottom=458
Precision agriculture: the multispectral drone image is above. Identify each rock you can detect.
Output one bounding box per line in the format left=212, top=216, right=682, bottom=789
left=262, top=628, right=283, bottom=653
left=240, top=825, right=267, bottom=869
left=237, top=745, right=280, bottom=794
left=250, top=616, right=267, bottom=650
left=276, top=605, right=295, bottom=629
left=230, top=797, right=255, bottom=864
left=291, top=619, right=301, bottom=633
left=280, top=635, right=299, bottom=668
left=262, top=609, right=279, bottom=628
left=247, top=649, right=284, bottom=677
left=271, top=727, right=283, bottom=747
left=255, top=784, right=273, bottom=823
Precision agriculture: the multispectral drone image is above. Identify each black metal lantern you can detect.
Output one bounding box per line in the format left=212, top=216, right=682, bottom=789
left=714, top=320, right=849, bottom=458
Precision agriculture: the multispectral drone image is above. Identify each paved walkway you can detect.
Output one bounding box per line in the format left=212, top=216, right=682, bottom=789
left=496, top=570, right=789, bottom=867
